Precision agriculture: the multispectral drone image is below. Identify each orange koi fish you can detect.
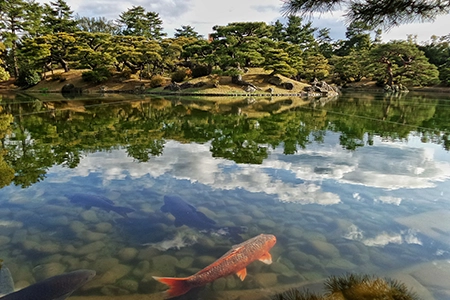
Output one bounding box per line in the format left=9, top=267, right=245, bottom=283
left=153, top=233, right=276, bottom=298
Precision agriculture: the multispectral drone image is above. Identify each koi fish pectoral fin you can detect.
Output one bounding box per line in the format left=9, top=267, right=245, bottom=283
left=259, top=252, right=273, bottom=264
left=236, top=268, right=247, bottom=281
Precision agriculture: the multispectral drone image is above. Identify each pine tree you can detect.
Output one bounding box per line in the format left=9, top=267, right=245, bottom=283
left=263, top=46, right=298, bottom=76
left=301, top=52, right=330, bottom=80
left=211, top=22, right=271, bottom=69
left=174, top=25, right=202, bottom=39
left=316, top=28, right=334, bottom=58
left=0, top=0, right=29, bottom=77
left=270, top=20, right=285, bottom=42
left=76, top=16, right=118, bottom=34
left=334, top=21, right=372, bottom=56
left=284, top=15, right=316, bottom=50
left=117, top=6, right=166, bottom=40
left=42, top=0, right=78, bottom=34
left=368, top=40, right=440, bottom=86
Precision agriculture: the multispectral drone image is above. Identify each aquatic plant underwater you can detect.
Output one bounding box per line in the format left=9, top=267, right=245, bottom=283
left=272, top=273, right=420, bottom=300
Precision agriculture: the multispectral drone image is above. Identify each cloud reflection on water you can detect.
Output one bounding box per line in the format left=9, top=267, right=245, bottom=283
left=46, top=134, right=450, bottom=205
left=270, top=134, right=450, bottom=190
left=344, top=224, right=422, bottom=247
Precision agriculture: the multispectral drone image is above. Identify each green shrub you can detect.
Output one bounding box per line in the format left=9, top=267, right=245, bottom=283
left=118, top=69, right=132, bottom=80
left=0, top=67, right=9, bottom=81
left=149, top=75, right=166, bottom=88
left=171, top=69, right=188, bottom=83
left=191, top=65, right=210, bottom=78
left=439, top=64, right=450, bottom=86
left=223, top=68, right=243, bottom=77
left=82, top=68, right=111, bottom=84
left=17, top=69, right=41, bottom=87
left=211, top=69, right=224, bottom=76
left=140, top=70, right=152, bottom=80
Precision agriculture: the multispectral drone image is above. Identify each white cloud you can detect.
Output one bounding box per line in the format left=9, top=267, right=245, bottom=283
left=381, top=14, right=450, bottom=43
left=37, top=0, right=449, bottom=41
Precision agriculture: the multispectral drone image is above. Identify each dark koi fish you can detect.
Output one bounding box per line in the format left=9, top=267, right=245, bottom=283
left=67, top=193, right=135, bottom=218
left=0, top=269, right=96, bottom=300
left=160, top=195, right=246, bottom=240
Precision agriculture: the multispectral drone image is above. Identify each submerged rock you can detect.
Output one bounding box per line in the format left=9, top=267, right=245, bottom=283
left=70, top=221, right=86, bottom=234
left=100, top=284, right=130, bottom=296
left=132, top=260, right=151, bottom=279
left=80, top=210, right=99, bottom=223
left=212, top=277, right=227, bottom=291
left=117, top=279, right=139, bottom=292
left=76, top=241, right=106, bottom=256
left=176, top=256, right=194, bottom=269
left=253, top=272, right=278, bottom=287
left=270, top=261, right=291, bottom=275
left=94, top=258, right=119, bottom=273
left=95, top=222, right=113, bottom=233
left=46, top=216, right=69, bottom=226
left=96, top=264, right=131, bottom=286
left=258, top=219, right=276, bottom=229
left=118, top=247, right=138, bottom=262
left=308, top=240, right=340, bottom=258
left=77, top=230, right=106, bottom=242
left=152, top=255, right=178, bottom=276
left=0, top=235, right=11, bottom=246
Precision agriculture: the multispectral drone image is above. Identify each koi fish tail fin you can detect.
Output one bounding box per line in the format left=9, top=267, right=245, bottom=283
left=152, top=276, right=191, bottom=298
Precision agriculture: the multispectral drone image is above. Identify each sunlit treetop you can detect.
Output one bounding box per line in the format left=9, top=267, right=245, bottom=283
left=281, top=0, right=450, bottom=29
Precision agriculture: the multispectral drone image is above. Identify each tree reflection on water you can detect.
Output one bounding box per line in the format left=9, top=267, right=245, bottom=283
left=0, top=91, right=449, bottom=189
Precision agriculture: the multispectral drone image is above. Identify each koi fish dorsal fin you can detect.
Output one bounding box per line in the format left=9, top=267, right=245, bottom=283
left=259, top=252, right=272, bottom=264
left=236, top=268, right=247, bottom=281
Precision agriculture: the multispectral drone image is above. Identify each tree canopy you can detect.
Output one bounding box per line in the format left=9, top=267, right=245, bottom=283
left=281, top=0, right=450, bottom=28
left=0, top=0, right=448, bottom=88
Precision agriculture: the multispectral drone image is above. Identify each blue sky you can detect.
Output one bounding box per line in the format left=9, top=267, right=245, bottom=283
left=37, top=0, right=450, bottom=43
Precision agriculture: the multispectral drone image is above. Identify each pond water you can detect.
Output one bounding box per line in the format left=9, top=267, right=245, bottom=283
left=0, top=91, right=449, bottom=300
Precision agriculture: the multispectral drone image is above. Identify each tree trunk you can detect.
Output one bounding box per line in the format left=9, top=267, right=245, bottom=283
left=385, top=61, right=394, bottom=86
left=11, top=41, right=19, bottom=78
left=59, top=59, right=70, bottom=72
left=123, top=61, right=139, bottom=74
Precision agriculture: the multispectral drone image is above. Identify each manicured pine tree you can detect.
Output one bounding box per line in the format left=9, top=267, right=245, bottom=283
left=301, top=51, right=330, bottom=80
left=368, top=40, right=440, bottom=86
left=117, top=6, right=166, bottom=40
left=42, top=0, right=78, bottom=34
left=263, top=46, right=298, bottom=76
left=174, top=25, right=203, bottom=39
